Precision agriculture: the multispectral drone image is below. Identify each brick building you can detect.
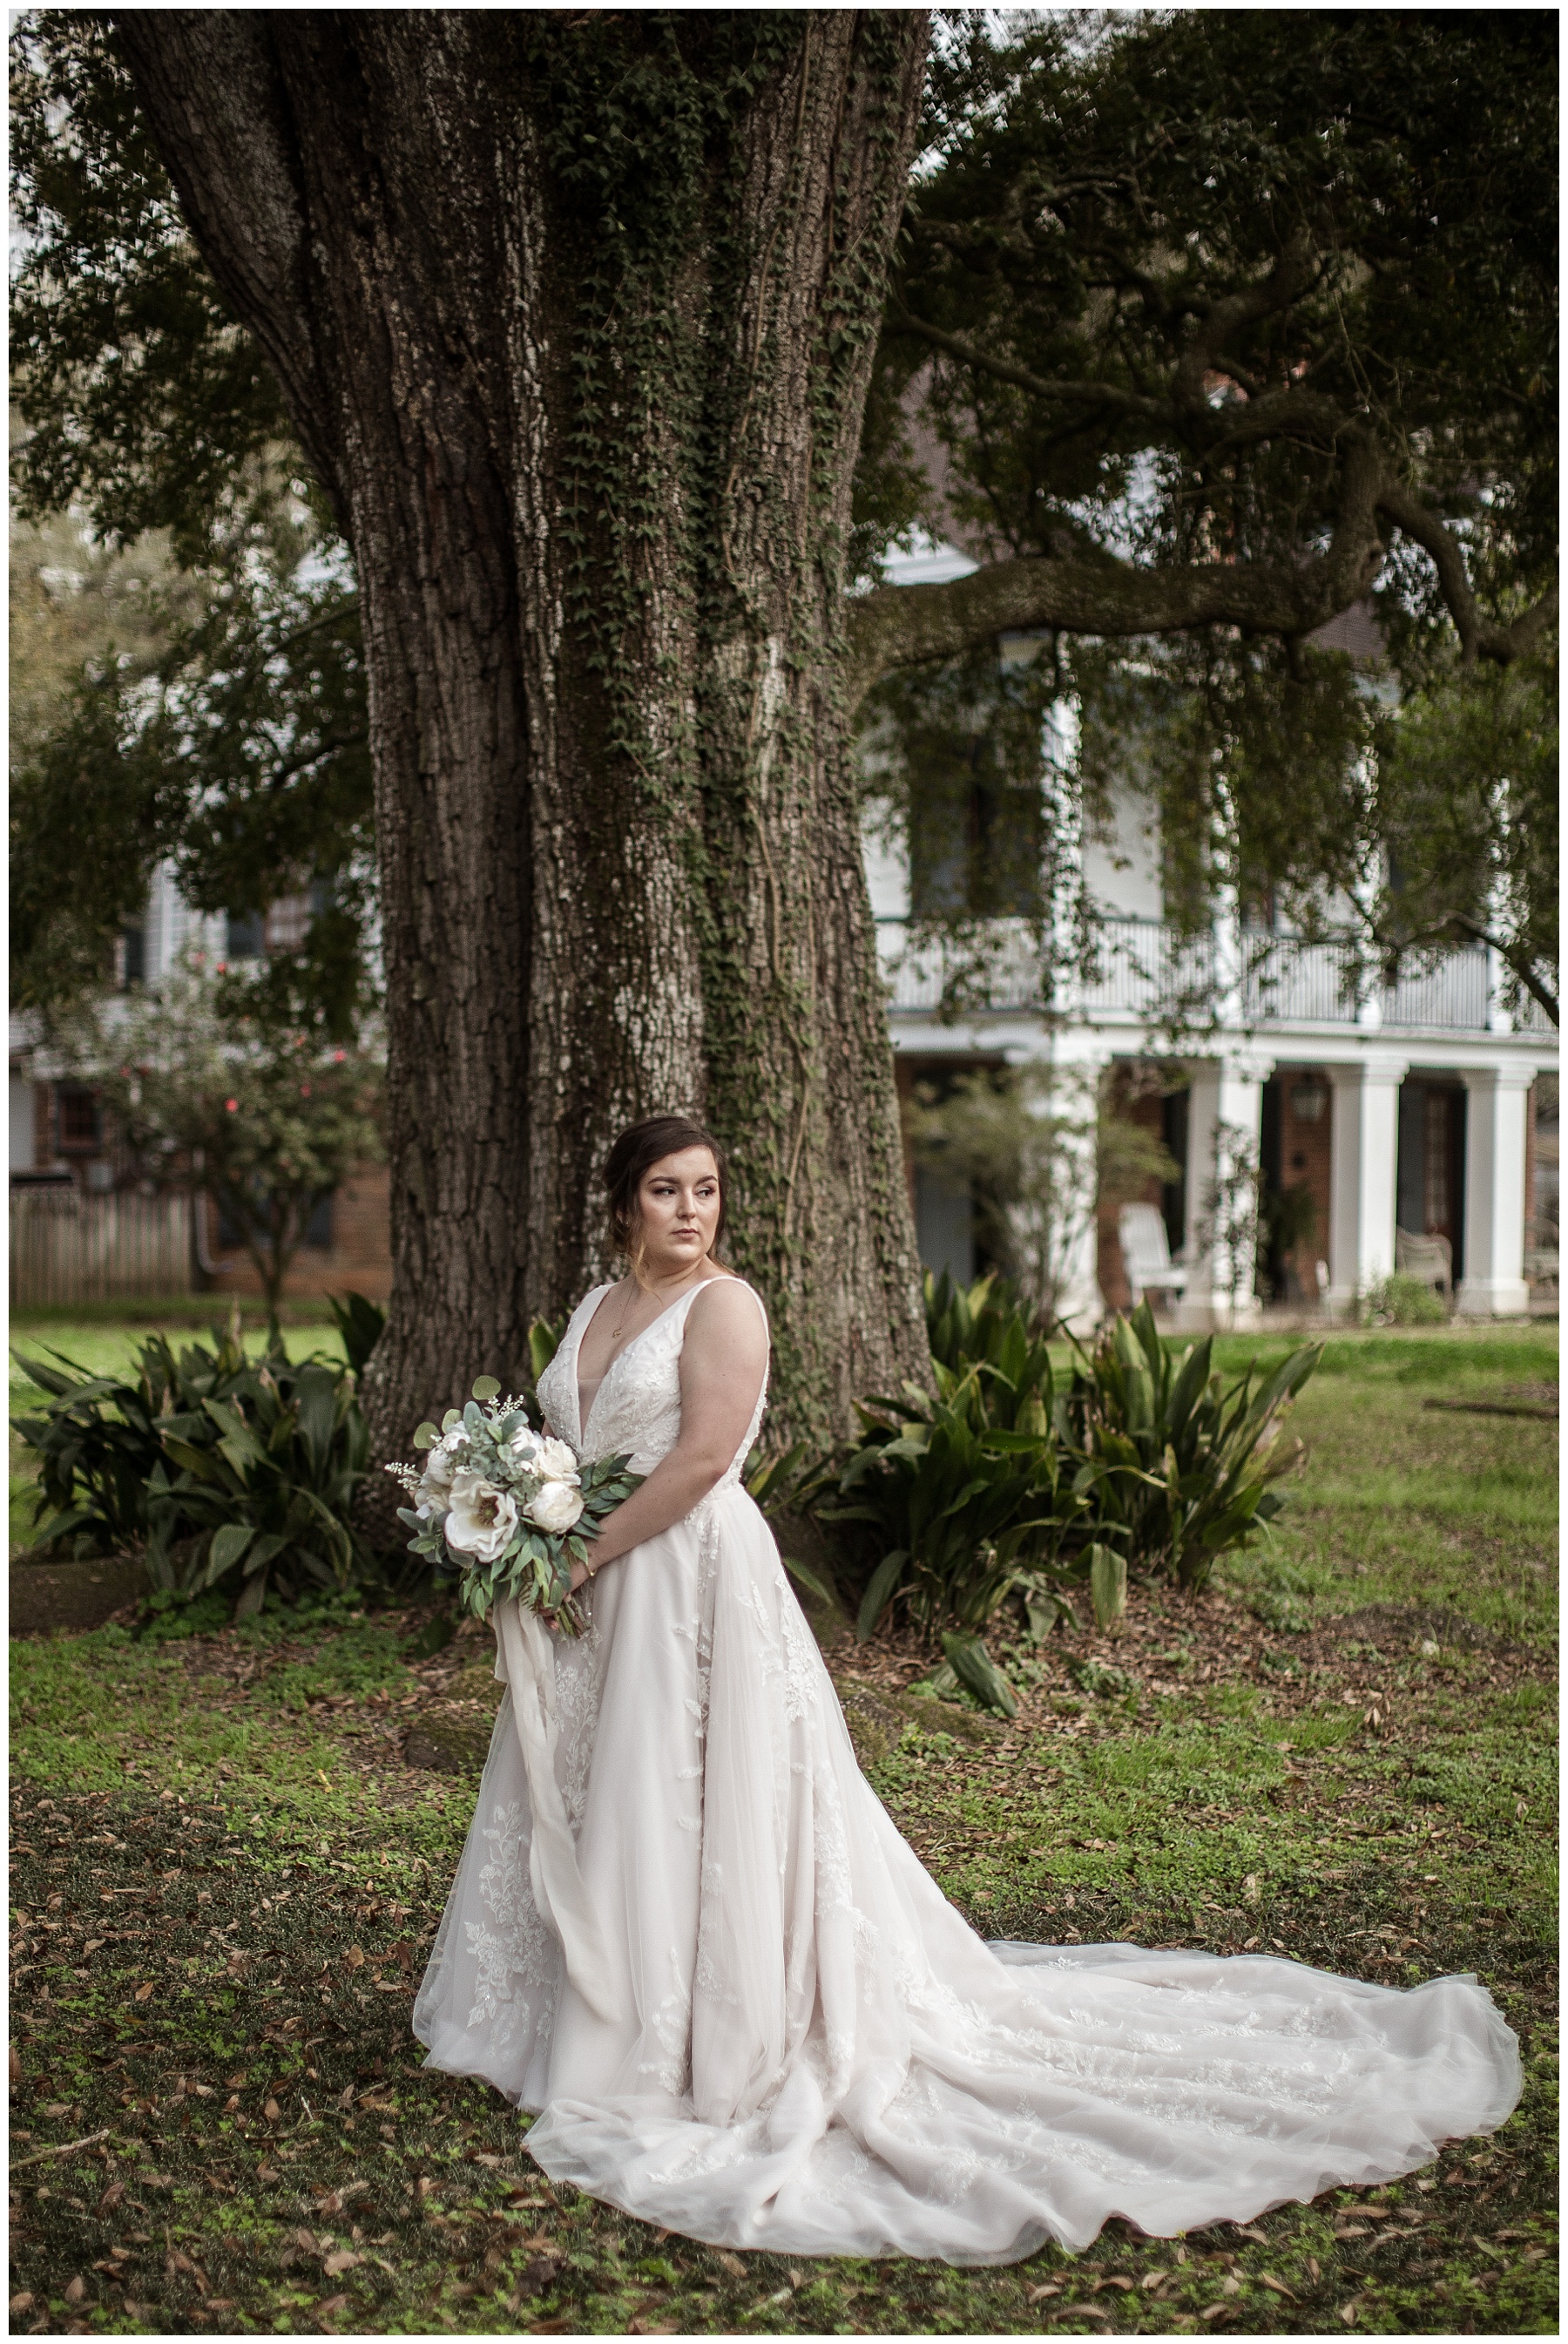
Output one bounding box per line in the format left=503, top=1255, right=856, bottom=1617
left=10, top=864, right=392, bottom=1306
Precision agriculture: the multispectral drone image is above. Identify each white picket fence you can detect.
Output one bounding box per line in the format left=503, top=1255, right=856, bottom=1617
left=10, top=1187, right=193, bottom=1306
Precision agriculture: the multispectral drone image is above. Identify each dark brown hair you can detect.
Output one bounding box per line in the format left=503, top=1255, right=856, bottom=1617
left=603, top=1115, right=728, bottom=1280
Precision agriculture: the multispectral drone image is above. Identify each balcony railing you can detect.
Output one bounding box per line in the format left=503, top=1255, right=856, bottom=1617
left=877, top=917, right=1548, bottom=1036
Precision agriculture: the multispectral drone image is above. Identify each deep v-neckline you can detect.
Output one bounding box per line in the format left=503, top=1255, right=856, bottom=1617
left=571, top=1277, right=726, bottom=1446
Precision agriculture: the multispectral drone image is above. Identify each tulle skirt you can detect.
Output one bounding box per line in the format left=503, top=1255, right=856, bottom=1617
left=413, top=1485, right=1520, bottom=2262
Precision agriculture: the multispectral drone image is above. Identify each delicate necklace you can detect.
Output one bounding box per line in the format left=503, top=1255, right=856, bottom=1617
left=609, top=1263, right=700, bottom=1346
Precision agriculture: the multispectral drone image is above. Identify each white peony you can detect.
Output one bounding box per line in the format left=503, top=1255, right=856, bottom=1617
left=444, top=1468, right=519, bottom=1564
left=507, top=1423, right=542, bottom=1467
left=533, top=1436, right=581, bottom=1486
left=525, top=1480, right=585, bottom=1534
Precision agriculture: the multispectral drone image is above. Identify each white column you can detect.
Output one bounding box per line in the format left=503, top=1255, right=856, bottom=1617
left=1052, top=1035, right=1111, bottom=1334
left=1326, top=1055, right=1408, bottom=1313
left=1044, top=696, right=1085, bottom=1023
left=1013, top=1030, right=1108, bottom=1334
left=1456, top=1065, right=1533, bottom=1317
left=1174, top=1050, right=1274, bottom=1331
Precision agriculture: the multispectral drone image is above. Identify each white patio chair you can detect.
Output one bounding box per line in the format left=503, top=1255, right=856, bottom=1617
left=1395, top=1226, right=1452, bottom=1296
left=1118, top=1202, right=1189, bottom=1308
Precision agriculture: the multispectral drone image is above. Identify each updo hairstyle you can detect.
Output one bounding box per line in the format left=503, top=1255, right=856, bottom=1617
left=603, top=1114, right=728, bottom=1284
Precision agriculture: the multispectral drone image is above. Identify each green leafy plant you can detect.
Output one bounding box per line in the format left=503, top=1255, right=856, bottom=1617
left=939, top=1629, right=1018, bottom=1717
left=1069, top=1656, right=1133, bottom=1699
left=1086, top=1542, right=1128, bottom=1633
left=814, top=1276, right=1320, bottom=1663
left=744, top=1440, right=839, bottom=1533
left=523, top=1314, right=564, bottom=1420
left=923, top=1269, right=1058, bottom=1430
left=1359, top=1271, right=1449, bottom=1327
left=13, top=1344, right=175, bottom=1562
left=326, top=1290, right=386, bottom=1376
left=12, top=1317, right=376, bottom=1611
left=1064, top=1301, right=1321, bottom=1590
left=816, top=1361, right=1087, bottom=1645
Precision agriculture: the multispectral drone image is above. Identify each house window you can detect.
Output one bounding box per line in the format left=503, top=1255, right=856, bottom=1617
left=909, top=771, right=1043, bottom=923
left=117, top=925, right=145, bottom=987
left=265, top=895, right=312, bottom=952
left=55, top=1085, right=102, bottom=1155
left=225, top=911, right=267, bottom=961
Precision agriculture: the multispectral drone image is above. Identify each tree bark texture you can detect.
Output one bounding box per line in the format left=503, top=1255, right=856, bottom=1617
left=114, top=10, right=933, bottom=1478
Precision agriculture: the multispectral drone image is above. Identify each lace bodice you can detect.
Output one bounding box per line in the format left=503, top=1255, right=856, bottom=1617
left=537, top=1277, right=769, bottom=1489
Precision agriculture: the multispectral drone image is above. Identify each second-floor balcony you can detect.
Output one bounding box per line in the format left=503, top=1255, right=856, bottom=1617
left=877, top=915, right=1552, bottom=1039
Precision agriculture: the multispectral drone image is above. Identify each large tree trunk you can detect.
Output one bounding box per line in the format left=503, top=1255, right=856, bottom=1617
left=115, top=10, right=932, bottom=1481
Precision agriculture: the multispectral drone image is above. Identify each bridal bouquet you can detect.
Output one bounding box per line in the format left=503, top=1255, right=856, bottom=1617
left=387, top=1377, right=641, bottom=1632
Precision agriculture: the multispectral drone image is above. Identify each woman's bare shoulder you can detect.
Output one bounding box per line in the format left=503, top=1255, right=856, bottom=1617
left=686, top=1273, right=768, bottom=1344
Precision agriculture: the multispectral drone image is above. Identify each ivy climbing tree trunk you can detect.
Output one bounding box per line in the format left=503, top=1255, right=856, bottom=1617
left=113, top=10, right=932, bottom=1479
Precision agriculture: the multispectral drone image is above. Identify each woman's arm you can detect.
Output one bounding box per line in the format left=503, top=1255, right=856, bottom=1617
left=565, top=1281, right=767, bottom=1589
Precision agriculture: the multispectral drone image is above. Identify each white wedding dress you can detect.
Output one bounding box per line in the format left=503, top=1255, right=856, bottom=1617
left=413, top=1277, right=1519, bottom=2263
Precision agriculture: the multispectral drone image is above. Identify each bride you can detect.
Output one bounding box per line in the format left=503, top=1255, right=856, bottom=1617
left=413, top=1114, right=1519, bottom=2263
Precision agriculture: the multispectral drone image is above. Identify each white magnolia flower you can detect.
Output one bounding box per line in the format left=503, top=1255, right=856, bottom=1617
left=421, top=1440, right=461, bottom=1498
left=525, top=1480, right=585, bottom=1534
left=444, top=1468, right=519, bottom=1564
left=534, top=1436, right=581, bottom=1486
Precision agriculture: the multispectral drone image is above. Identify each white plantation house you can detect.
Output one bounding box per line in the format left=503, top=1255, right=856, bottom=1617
left=11, top=558, right=1559, bottom=1322
left=868, top=543, right=1558, bottom=1332
left=873, top=799, right=1556, bottom=1330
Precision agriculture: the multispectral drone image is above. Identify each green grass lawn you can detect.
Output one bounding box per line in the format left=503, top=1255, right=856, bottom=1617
left=8, top=1321, right=1558, bottom=2335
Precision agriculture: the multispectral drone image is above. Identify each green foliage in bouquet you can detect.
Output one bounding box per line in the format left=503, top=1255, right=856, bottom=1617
left=392, top=1379, right=641, bottom=1630
left=12, top=1313, right=375, bottom=1611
